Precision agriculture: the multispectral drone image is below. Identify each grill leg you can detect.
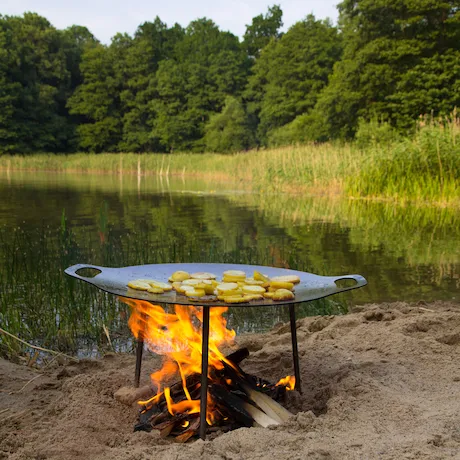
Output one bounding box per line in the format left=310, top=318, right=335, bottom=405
left=199, top=306, right=211, bottom=440
left=134, top=339, right=144, bottom=388
left=289, top=304, right=302, bottom=393
left=134, top=310, right=148, bottom=388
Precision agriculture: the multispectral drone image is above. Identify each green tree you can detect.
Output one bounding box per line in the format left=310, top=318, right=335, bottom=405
left=119, top=19, right=184, bottom=152
left=154, top=19, right=249, bottom=152
left=315, top=0, right=460, bottom=139
left=204, top=96, right=255, bottom=152
left=243, top=5, right=283, bottom=58
left=245, top=15, right=342, bottom=145
left=0, top=13, right=82, bottom=153
left=68, top=34, right=131, bottom=152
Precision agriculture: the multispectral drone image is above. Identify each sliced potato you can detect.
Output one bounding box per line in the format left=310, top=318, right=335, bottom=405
left=184, top=288, right=206, bottom=297
left=183, top=279, right=204, bottom=286
left=243, top=294, right=264, bottom=301
left=270, top=275, right=300, bottom=284
left=244, top=278, right=266, bottom=286
left=272, top=289, right=295, bottom=301
left=147, top=286, right=165, bottom=294
left=254, top=271, right=270, bottom=283
left=170, top=271, right=191, bottom=282
left=190, top=272, right=216, bottom=280
left=223, top=275, right=246, bottom=283
left=242, top=285, right=266, bottom=294
left=223, top=295, right=249, bottom=304
left=127, top=280, right=152, bottom=291
left=176, top=285, right=195, bottom=294
left=269, top=281, right=294, bottom=291
left=216, top=283, right=239, bottom=293
left=171, top=281, right=183, bottom=291
left=263, top=292, right=276, bottom=299
left=223, top=270, right=246, bottom=278
left=148, top=280, right=173, bottom=291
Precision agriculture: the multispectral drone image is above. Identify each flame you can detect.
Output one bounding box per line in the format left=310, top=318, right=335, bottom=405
left=276, top=375, right=296, bottom=390
left=121, top=297, right=236, bottom=424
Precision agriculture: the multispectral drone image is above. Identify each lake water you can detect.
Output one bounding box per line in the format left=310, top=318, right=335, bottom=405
left=0, top=170, right=458, bottom=356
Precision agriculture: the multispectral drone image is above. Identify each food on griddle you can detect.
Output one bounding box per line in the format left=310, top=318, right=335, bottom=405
left=272, top=289, right=295, bottom=301
left=168, top=271, right=191, bottom=282
left=270, top=275, right=300, bottom=284
left=190, top=272, right=217, bottom=280
left=127, top=269, right=299, bottom=303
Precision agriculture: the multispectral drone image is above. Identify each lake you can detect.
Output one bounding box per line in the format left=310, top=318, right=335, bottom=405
left=0, top=170, right=458, bottom=356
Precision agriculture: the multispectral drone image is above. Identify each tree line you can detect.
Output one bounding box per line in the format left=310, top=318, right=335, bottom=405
left=1, top=1, right=459, bottom=154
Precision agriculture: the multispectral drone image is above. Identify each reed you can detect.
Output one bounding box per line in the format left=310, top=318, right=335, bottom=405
left=0, top=121, right=458, bottom=206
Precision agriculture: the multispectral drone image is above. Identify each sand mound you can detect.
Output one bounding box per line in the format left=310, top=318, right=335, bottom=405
left=1, top=301, right=460, bottom=459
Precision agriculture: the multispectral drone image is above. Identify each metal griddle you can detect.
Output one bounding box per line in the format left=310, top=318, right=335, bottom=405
left=64, top=263, right=367, bottom=306
left=65, top=262, right=367, bottom=439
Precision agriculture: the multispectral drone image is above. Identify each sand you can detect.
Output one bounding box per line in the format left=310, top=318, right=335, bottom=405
left=1, top=301, right=460, bottom=459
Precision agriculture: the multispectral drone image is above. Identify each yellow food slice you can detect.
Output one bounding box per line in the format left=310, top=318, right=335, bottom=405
left=269, top=281, right=294, bottom=291
left=184, top=289, right=206, bottom=297
left=223, top=275, right=246, bottom=283
left=223, top=270, right=246, bottom=278
left=263, top=292, right=276, bottom=299
left=170, top=271, right=191, bottom=282
left=190, top=272, right=216, bottom=280
left=182, top=279, right=204, bottom=286
left=176, top=285, right=195, bottom=294
left=171, top=282, right=182, bottom=291
left=216, top=283, right=239, bottom=293
left=243, top=294, right=264, bottom=301
left=244, top=278, right=266, bottom=286
left=217, top=294, right=243, bottom=301
left=147, top=286, right=165, bottom=294
left=242, top=285, right=266, bottom=294
left=254, top=271, right=270, bottom=282
left=148, top=280, right=173, bottom=291
left=127, top=280, right=152, bottom=291
left=222, top=295, right=249, bottom=304
left=272, top=289, right=295, bottom=301
left=270, top=275, right=300, bottom=284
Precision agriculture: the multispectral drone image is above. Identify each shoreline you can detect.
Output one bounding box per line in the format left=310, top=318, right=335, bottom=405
left=1, top=166, right=458, bottom=208
left=1, top=300, right=459, bottom=459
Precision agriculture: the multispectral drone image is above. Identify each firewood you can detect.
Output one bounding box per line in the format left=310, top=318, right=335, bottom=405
left=225, top=347, right=249, bottom=365
left=154, top=414, right=188, bottom=438
left=241, top=402, right=280, bottom=428
left=209, top=384, right=253, bottom=427
left=240, top=383, right=292, bottom=423
left=174, top=417, right=200, bottom=443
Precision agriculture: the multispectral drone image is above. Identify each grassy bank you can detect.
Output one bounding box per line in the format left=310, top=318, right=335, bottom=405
left=1, top=122, right=458, bottom=206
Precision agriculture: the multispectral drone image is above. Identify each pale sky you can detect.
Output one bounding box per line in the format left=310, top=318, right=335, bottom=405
left=0, top=0, right=339, bottom=44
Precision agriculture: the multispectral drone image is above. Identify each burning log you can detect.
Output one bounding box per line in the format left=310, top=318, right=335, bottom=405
left=134, top=347, right=294, bottom=439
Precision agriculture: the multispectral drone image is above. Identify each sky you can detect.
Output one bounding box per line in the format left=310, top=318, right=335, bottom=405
left=0, top=0, right=339, bottom=44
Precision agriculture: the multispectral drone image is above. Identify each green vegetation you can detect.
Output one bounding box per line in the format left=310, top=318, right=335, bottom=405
left=1, top=119, right=458, bottom=205
left=1, top=1, right=460, bottom=154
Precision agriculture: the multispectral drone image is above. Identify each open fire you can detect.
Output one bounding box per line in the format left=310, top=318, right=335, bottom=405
left=121, top=297, right=295, bottom=441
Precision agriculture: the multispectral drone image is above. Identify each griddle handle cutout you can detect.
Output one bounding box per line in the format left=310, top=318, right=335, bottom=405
left=332, top=275, right=367, bottom=293
left=65, top=264, right=103, bottom=281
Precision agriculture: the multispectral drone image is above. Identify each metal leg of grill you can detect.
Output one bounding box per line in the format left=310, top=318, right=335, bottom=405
left=289, top=304, right=302, bottom=393
left=134, top=339, right=144, bottom=388
left=199, top=306, right=211, bottom=440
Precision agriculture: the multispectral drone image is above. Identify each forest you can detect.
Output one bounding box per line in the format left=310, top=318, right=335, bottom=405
left=0, top=1, right=460, bottom=154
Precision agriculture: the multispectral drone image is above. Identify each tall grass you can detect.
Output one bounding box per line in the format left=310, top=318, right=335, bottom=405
left=349, top=117, right=460, bottom=204
left=0, top=120, right=458, bottom=206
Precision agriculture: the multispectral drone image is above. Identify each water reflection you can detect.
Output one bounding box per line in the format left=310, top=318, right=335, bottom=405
left=0, top=170, right=458, bottom=355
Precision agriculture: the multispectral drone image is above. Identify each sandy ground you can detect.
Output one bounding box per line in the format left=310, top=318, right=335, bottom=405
left=1, top=301, right=460, bottom=460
